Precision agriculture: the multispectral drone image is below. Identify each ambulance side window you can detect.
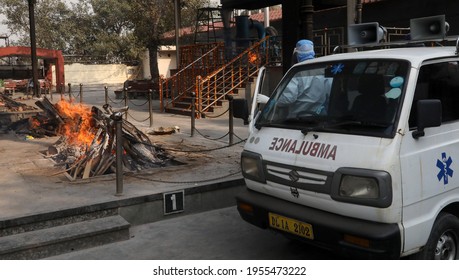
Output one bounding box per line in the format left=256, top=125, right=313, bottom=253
left=410, top=62, right=459, bottom=128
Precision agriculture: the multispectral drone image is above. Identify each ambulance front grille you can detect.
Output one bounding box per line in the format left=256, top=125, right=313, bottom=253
left=263, top=161, right=333, bottom=194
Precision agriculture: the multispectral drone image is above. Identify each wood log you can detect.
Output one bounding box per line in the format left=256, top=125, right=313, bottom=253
left=35, top=97, right=65, bottom=124
left=82, top=158, right=93, bottom=179
left=44, top=102, right=172, bottom=180
left=48, top=137, right=67, bottom=155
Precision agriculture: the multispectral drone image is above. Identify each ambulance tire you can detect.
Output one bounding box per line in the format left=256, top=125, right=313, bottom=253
left=411, top=212, right=459, bottom=260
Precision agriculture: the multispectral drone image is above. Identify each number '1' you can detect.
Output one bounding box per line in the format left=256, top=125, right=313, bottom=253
left=170, top=194, right=177, bottom=211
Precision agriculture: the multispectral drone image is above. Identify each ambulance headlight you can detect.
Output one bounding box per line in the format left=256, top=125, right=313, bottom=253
left=331, top=168, right=392, bottom=208
left=340, top=176, right=379, bottom=198
left=241, top=151, right=266, bottom=183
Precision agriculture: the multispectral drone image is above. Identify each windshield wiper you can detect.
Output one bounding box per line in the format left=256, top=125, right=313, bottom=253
left=257, top=116, right=390, bottom=134
left=300, top=117, right=390, bottom=135
left=335, top=120, right=390, bottom=128
left=284, top=114, right=330, bottom=124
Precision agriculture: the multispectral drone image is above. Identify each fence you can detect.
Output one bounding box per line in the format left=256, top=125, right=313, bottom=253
left=50, top=83, right=246, bottom=147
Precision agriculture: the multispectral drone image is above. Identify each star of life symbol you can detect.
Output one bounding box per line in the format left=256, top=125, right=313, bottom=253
left=331, top=63, right=344, bottom=75
left=436, top=152, right=454, bottom=185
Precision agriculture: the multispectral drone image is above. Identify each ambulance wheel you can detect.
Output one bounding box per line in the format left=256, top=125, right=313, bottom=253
left=411, top=212, right=459, bottom=260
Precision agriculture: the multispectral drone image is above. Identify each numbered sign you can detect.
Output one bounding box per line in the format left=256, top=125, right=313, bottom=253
left=163, top=190, right=185, bottom=215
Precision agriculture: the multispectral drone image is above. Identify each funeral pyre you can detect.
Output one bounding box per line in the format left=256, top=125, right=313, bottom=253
left=0, top=94, right=37, bottom=113
left=12, top=97, right=172, bottom=180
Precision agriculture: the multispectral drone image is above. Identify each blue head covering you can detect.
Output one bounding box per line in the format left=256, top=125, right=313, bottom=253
left=295, top=39, right=315, bottom=62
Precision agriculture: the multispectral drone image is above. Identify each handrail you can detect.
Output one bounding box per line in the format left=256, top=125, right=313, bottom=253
left=159, top=36, right=282, bottom=117
left=178, top=42, right=224, bottom=68
left=159, top=42, right=225, bottom=111
left=197, top=36, right=277, bottom=115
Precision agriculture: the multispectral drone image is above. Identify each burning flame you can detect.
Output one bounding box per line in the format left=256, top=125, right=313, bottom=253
left=29, top=117, right=41, bottom=129
left=248, top=51, right=259, bottom=64
left=56, top=100, right=95, bottom=147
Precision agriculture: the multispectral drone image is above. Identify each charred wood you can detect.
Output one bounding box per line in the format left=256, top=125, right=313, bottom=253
left=35, top=97, right=65, bottom=124
left=10, top=98, right=173, bottom=180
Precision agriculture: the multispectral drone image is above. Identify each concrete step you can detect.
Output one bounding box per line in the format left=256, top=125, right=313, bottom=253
left=0, top=208, right=119, bottom=237
left=165, top=77, right=253, bottom=116
left=164, top=107, right=195, bottom=116
left=0, top=215, right=130, bottom=260
left=203, top=100, right=229, bottom=118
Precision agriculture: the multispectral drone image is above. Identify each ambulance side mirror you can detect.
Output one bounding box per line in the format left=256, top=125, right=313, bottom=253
left=229, top=96, right=249, bottom=125
left=412, top=99, right=442, bottom=139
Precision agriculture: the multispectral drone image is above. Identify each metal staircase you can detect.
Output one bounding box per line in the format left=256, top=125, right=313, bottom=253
left=159, top=42, right=225, bottom=114
left=159, top=35, right=281, bottom=118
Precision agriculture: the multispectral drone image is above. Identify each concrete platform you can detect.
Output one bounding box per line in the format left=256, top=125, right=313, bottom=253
left=0, top=89, right=249, bottom=258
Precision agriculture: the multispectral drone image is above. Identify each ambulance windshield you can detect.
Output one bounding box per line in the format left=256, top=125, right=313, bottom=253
left=255, top=59, right=410, bottom=138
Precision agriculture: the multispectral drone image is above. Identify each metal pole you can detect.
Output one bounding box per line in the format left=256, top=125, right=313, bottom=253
left=191, top=92, right=195, bottom=137
left=264, top=7, right=270, bottom=28
left=69, top=83, right=73, bottom=102
left=228, top=95, right=234, bottom=145
left=124, top=87, right=128, bottom=120
left=174, top=0, right=181, bottom=69
left=300, top=0, right=314, bottom=39
left=148, top=89, right=153, bottom=127
left=347, top=0, right=359, bottom=25
left=111, top=112, right=124, bottom=196
left=104, top=86, right=108, bottom=105
left=356, top=0, right=363, bottom=24
left=79, top=83, right=83, bottom=103
left=28, top=0, right=39, bottom=98
left=347, top=0, right=359, bottom=51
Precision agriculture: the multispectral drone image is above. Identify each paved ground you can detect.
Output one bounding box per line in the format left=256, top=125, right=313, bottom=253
left=48, top=206, right=339, bottom=260
left=0, top=85, right=249, bottom=221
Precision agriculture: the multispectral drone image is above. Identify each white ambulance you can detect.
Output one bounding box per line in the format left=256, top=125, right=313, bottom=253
left=234, top=16, right=459, bottom=259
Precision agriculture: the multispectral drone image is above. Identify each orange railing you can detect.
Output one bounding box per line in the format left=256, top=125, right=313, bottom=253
left=197, top=36, right=280, bottom=116
left=160, top=36, right=282, bottom=116
left=159, top=42, right=225, bottom=111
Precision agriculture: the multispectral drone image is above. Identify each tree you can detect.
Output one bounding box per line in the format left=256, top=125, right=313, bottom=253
left=0, top=0, right=212, bottom=78
left=128, top=0, right=163, bottom=81
left=83, top=0, right=140, bottom=63
left=129, top=0, right=210, bottom=80
left=0, top=0, right=140, bottom=63
left=0, top=0, right=75, bottom=50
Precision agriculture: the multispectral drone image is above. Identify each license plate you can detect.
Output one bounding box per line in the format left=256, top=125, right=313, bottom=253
left=268, top=213, right=314, bottom=240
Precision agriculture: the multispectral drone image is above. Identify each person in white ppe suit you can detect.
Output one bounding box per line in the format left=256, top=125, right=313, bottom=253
left=277, top=39, right=331, bottom=118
